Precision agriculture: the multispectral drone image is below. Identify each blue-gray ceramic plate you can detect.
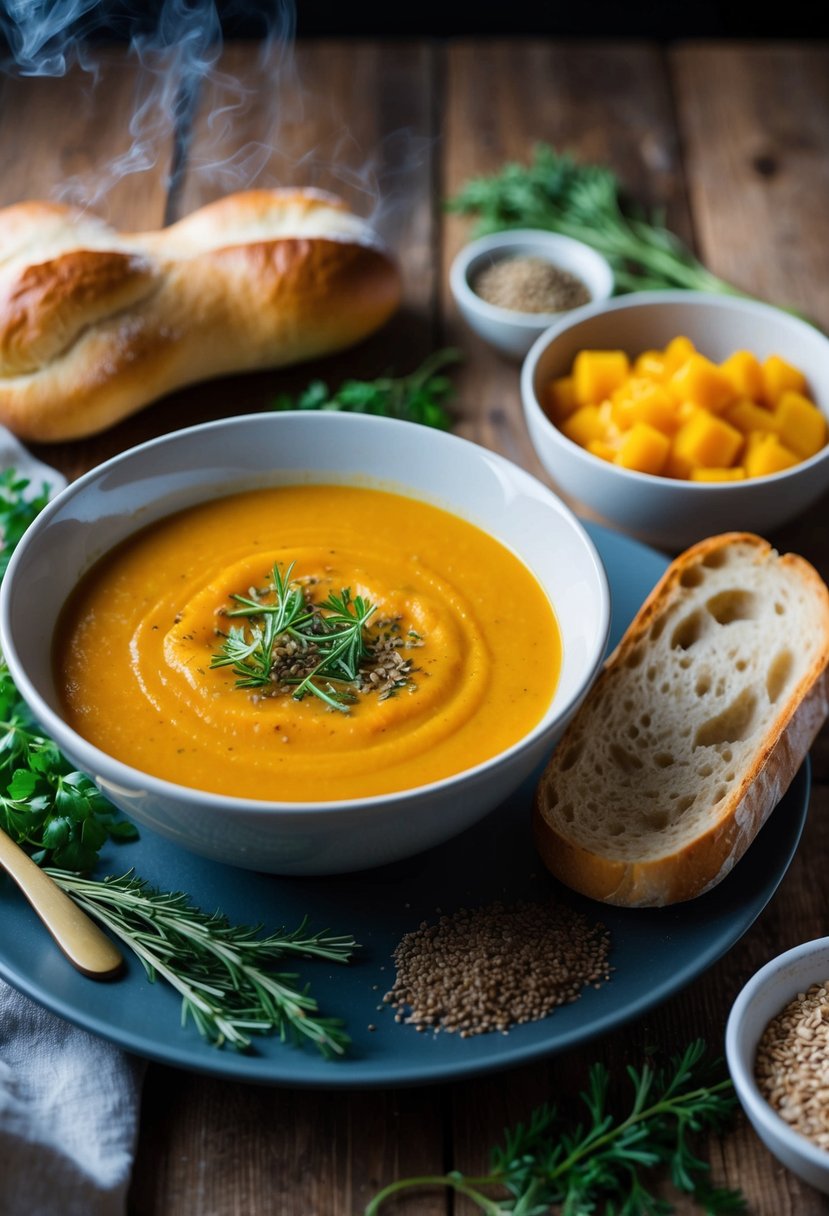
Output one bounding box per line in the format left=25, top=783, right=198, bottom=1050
left=0, top=523, right=809, bottom=1087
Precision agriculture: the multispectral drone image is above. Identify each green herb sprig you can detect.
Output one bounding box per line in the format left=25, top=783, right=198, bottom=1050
left=0, top=468, right=51, bottom=579
left=0, top=664, right=140, bottom=869
left=449, top=144, right=745, bottom=298
left=366, top=1040, right=745, bottom=1214
left=211, top=562, right=377, bottom=713
left=49, top=870, right=356, bottom=1056
left=272, top=348, right=459, bottom=430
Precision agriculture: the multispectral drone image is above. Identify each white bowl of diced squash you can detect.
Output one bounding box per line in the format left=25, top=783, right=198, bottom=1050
left=521, top=291, right=829, bottom=550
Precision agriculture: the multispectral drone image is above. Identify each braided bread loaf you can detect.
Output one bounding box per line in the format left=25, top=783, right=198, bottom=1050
left=0, top=189, right=401, bottom=441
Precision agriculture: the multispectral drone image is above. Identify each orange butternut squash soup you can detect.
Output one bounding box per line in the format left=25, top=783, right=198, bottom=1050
left=55, top=485, right=561, bottom=801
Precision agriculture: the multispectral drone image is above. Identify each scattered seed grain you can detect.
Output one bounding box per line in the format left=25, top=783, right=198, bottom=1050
left=473, top=256, right=591, bottom=314
left=755, top=980, right=829, bottom=1149
left=383, top=899, right=611, bottom=1037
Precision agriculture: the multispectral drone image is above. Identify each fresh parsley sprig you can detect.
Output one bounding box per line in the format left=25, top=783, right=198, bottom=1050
left=366, top=1040, right=745, bottom=1214
left=272, top=348, right=460, bottom=430
left=449, top=144, right=746, bottom=298
left=49, top=870, right=356, bottom=1056
left=211, top=563, right=377, bottom=713
left=0, top=467, right=51, bottom=579
left=0, top=661, right=139, bottom=869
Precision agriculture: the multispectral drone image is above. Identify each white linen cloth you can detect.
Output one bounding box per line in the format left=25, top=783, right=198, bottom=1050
left=0, top=982, right=145, bottom=1216
left=1, top=432, right=144, bottom=1216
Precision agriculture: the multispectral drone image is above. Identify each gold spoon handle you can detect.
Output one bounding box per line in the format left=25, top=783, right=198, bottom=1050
left=0, top=828, right=123, bottom=979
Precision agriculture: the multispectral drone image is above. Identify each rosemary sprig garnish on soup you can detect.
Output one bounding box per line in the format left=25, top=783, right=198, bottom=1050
left=210, top=561, right=422, bottom=713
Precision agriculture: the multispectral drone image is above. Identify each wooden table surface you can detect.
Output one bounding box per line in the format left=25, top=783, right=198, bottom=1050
left=2, top=37, right=829, bottom=1215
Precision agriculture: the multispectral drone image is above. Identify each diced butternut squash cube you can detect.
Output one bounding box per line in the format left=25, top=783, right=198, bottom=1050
left=744, top=434, right=800, bottom=477
left=773, top=391, right=827, bottom=458
left=724, top=398, right=778, bottom=436
left=675, top=400, right=700, bottom=427
left=572, top=350, right=630, bottom=406
left=669, top=354, right=737, bottom=413
left=597, top=400, right=623, bottom=443
left=690, top=467, right=747, bottom=482
left=662, top=336, right=697, bottom=376
left=720, top=350, right=766, bottom=402
left=561, top=405, right=606, bottom=447
left=664, top=449, right=692, bottom=479
left=663, top=408, right=704, bottom=476
left=546, top=375, right=578, bottom=423
left=762, top=355, right=808, bottom=406
left=633, top=350, right=666, bottom=379
left=587, top=439, right=618, bottom=462
left=611, top=378, right=676, bottom=434
left=671, top=412, right=743, bottom=470
left=615, top=423, right=670, bottom=475
left=743, top=430, right=768, bottom=461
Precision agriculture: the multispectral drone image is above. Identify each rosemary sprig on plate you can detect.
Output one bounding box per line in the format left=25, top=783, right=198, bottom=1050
left=211, top=562, right=378, bottom=713
left=366, top=1039, right=745, bottom=1214
left=49, top=870, right=356, bottom=1056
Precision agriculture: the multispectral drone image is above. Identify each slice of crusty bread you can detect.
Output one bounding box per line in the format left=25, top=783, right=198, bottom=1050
left=534, top=533, right=829, bottom=907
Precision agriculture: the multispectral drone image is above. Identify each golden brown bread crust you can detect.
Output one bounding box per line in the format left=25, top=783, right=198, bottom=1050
left=0, top=250, right=158, bottom=375
left=0, top=190, right=401, bottom=441
left=534, top=532, right=829, bottom=907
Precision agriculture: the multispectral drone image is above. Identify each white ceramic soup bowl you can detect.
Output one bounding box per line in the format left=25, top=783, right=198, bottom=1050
left=449, top=229, right=614, bottom=359
left=726, top=938, right=829, bottom=1194
left=522, top=291, right=829, bottom=551
left=0, top=412, right=609, bottom=875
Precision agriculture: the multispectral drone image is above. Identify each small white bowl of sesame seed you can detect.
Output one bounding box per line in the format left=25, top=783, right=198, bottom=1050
left=450, top=229, right=614, bottom=359
left=726, top=937, right=829, bottom=1194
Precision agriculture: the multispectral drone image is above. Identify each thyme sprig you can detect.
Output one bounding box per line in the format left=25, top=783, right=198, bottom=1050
left=366, top=1040, right=745, bottom=1214
left=48, top=870, right=356, bottom=1056
left=211, top=562, right=377, bottom=713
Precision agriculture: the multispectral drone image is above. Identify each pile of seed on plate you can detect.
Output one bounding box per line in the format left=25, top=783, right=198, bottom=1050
left=473, top=256, right=591, bottom=314
left=755, top=980, right=829, bottom=1149
left=383, top=899, right=611, bottom=1037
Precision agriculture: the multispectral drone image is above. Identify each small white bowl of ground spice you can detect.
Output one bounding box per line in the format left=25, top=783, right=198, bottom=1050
left=450, top=229, right=614, bottom=359
left=726, top=937, right=829, bottom=1193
